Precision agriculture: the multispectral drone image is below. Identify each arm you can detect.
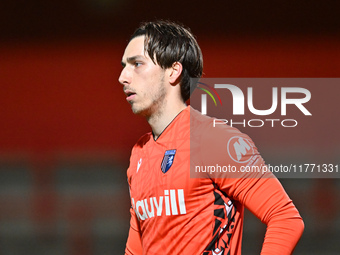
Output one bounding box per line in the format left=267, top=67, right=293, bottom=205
left=201, top=125, right=304, bottom=253
left=223, top=175, right=304, bottom=254
left=125, top=207, right=143, bottom=255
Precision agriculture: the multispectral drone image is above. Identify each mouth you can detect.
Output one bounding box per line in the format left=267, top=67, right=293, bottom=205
left=124, top=90, right=136, bottom=101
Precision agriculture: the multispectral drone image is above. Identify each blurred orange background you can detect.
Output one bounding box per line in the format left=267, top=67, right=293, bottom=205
left=0, top=0, right=339, bottom=254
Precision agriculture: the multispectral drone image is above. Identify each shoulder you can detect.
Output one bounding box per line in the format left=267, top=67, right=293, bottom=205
left=133, top=132, right=152, bottom=151
left=127, top=132, right=152, bottom=180
left=190, top=107, right=261, bottom=166
left=190, top=106, right=249, bottom=145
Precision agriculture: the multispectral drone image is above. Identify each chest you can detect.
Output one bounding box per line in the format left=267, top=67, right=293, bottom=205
left=129, top=140, right=190, bottom=199
left=127, top=135, right=216, bottom=222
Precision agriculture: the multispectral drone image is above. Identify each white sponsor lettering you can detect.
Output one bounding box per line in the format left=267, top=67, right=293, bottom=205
left=133, top=189, right=187, bottom=221
left=170, top=189, right=178, bottom=215
left=144, top=198, right=154, bottom=218
left=177, top=189, right=187, bottom=214
left=135, top=199, right=147, bottom=220
left=153, top=196, right=163, bottom=216
left=164, top=190, right=171, bottom=216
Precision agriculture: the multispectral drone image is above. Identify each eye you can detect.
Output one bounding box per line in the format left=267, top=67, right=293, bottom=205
left=134, top=62, right=142, bottom=67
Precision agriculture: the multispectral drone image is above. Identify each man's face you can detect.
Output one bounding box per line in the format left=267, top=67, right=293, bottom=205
left=119, top=36, right=168, bottom=116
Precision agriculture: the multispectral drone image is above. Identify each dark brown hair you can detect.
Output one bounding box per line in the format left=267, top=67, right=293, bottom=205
left=130, top=20, right=203, bottom=102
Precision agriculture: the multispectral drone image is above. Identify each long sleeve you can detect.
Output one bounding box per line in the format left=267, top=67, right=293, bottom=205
left=218, top=175, right=304, bottom=254
left=125, top=207, right=143, bottom=255
left=198, top=113, right=304, bottom=254
left=248, top=177, right=304, bottom=254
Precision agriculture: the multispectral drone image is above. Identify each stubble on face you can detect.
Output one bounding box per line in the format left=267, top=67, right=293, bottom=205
left=120, top=36, right=170, bottom=120
left=131, top=71, right=167, bottom=119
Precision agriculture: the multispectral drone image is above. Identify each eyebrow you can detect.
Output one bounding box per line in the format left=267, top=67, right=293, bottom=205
left=121, top=55, right=145, bottom=67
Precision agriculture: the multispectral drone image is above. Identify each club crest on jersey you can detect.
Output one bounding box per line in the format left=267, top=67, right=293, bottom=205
left=161, top=149, right=176, bottom=173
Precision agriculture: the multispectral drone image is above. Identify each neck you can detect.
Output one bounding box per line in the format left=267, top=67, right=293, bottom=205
left=147, top=101, right=187, bottom=140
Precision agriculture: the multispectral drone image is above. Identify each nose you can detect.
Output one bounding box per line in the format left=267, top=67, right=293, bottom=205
left=118, top=66, right=131, bottom=85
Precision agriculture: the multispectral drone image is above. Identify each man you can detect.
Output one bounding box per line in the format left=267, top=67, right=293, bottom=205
left=119, top=20, right=304, bottom=255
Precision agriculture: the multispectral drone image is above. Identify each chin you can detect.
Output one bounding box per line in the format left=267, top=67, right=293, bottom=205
left=131, top=104, right=144, bottom=115
left=131, top=104, right=151, bottom=117
left=132, top=108, right=141, bottom=115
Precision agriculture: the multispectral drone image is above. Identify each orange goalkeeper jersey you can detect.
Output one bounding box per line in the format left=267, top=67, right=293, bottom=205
left=125, top=106, right=303, bottom=255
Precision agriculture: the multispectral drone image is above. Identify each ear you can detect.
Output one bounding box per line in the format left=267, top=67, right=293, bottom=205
left=168, top=62, right=183, bottom=85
